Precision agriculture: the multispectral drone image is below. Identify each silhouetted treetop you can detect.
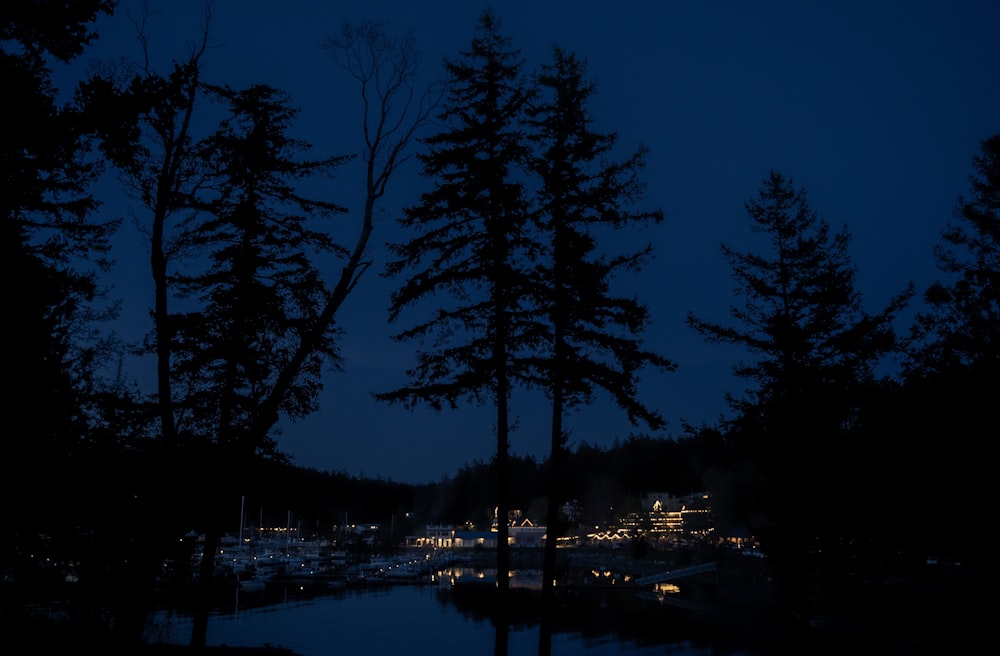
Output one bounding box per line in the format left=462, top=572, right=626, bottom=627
left=909, top=132, right=1000, bottom=377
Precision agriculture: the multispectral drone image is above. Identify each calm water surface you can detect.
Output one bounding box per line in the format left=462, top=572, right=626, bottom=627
left=154, top=583, right=748, bottom=655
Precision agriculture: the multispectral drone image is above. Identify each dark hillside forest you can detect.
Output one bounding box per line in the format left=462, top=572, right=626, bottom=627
left=2, top=1, right=995, bottom=653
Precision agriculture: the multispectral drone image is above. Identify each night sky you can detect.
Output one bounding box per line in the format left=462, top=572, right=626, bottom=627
left=62, top=0, right=1000, bottom=484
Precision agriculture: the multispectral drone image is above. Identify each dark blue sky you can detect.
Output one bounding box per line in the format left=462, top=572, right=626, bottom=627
left=69, top=1, right=999, bottom=483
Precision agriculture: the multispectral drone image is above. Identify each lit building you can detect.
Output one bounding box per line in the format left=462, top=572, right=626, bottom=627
left=623, top=492, right=713, bottom=537
left=508, top=518, right=546, bottom=547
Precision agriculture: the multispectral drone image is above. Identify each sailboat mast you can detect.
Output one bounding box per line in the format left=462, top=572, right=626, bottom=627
left=239, top=495, right=246, bottom=543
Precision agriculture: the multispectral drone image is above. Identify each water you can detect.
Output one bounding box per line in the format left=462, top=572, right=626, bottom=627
left=151, top=582, right=756, bottom=655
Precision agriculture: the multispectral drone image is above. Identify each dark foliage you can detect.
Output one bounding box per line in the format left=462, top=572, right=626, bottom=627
left=687, top=171, right=913, bottom=647
left=893, top=133, right=1000, bottom=577
left=378, top=8, right=539, bottom=595
left=524, top=48, right=672, bottom=629
left=171, top=81, right=349, bottom=455
left=909, top=132, right=1000, bottom=376
left=1, top=0, right=118, bottom=616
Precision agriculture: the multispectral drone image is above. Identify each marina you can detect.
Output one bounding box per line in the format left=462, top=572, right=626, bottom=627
left=153, top=573, right=759, bottom=655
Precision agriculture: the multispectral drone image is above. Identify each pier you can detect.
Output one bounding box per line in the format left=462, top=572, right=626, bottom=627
left=633, top=561, right=719, bottom=586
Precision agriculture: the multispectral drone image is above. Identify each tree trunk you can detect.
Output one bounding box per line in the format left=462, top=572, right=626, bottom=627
left=538, top=382, right=564, bottom=656
left=190, top=526, right=221, bottom=649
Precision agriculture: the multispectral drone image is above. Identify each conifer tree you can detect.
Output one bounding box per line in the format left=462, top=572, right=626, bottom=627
left=2, top=0, right=118, bottom=461
left=378, top=9, right=537, bottom=596
left=897, top=133, right=999, bottom=577
left=85, top=11, right=435, bottom=644
left=0, top=0, right=115, bottom=538
left=79, top=20, right=212, bottom=449
left=687, top=170, right=910, bottom=645
left=1, top=0, right=131, bottom=643
left=174, top=83, right=350, bottom=459
left=909, top=133, right=1000, bottom=376
left=170, top=81, right=349, bottom=647
left=525, top=47, right=673, bottom=632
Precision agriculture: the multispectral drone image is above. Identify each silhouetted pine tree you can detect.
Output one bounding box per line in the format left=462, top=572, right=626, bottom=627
left=0, top=0, right=133, bottom=646
left=86, top=13, right=434, bottom=646
left=687, top=170, right=911, bottom=650
left=899, top=133, right=999, bottom=576
left=910, top=133, right=1000, bottom=376
left=80, top=22, right=210, bottom=448
left=174, top=82, right=348, bottom=455
left=2, top=0, right=117, bottom=472
left=524, top=46, right=673, bottom=644
left=172, top=82, right=348, bottom=647
left=378, top=9, right=538, bottom=598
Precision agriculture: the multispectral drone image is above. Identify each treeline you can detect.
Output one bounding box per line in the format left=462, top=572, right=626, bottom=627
left=201, top=432, right=713, bottom=539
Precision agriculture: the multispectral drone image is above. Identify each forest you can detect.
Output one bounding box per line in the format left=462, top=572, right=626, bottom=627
left=2, top=1, right=995, bottom=653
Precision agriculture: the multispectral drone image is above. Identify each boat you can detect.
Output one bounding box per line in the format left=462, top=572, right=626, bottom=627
left=382, top=563, right=425, bottom=581
left=237, top=573, right=267, bottom=592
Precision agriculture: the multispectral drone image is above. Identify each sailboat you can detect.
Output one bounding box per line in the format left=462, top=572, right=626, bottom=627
left=234, top=495, right=267, bottom=593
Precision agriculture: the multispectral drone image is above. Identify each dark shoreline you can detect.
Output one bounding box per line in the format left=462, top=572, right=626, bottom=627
left=5, top=549, right=981, bottom=655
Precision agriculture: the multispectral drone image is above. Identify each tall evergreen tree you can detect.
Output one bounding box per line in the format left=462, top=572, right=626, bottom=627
left=81, top=16, right=437, bottom=644
left=909, top=133, right=1000, bottom=376
left=79, top=17, right=212, bottom=449
left=525, top=46, right=673, bottom=640
left=83, top=11, right=440, bottom=458
left=0, top=0, right=131, bottom=644
left=170, top=82, right=349, bottom=647
left=897, top=133, right=1000, bottom=576
left=2, top=0, right=118, bottom=461
left=377, top=9, right=538, bottom=600
left=687, top=170, right=910, bottom=648
left=0, top=0, right=115, bottom=534
left=175, top=82, right=350, bottom=459
left=79, top=22, right=239, bottom=640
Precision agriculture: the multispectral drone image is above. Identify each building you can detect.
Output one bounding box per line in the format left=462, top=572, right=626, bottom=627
left=508, top=518, right=546, bottom=547
left=453, top=531, right=497, bottom=548
left=612, top=492, right=713, bottom=541
left=408, top=494, right=716, bottom=550
left=408, top=516, right=546, bottom=549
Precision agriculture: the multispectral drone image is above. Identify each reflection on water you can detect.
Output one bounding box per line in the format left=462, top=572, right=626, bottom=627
left=433, top=566, right=542, bottom=590
left=152, top=570, right=769, bottom=655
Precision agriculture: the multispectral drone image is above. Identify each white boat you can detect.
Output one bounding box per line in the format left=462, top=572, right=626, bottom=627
left=237, top=574, right=267, bottom=592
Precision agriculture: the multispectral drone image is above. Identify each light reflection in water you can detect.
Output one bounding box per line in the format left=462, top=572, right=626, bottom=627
left=152, top=583, right=723, bottom=655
